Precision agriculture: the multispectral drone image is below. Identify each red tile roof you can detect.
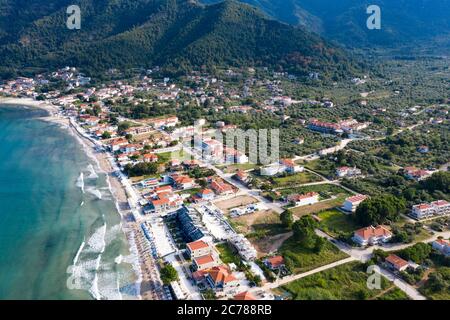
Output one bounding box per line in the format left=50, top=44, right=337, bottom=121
left=386, top=254, right=409, bottom=269
left=346, top=194, right=368, bottom=203
left=266, top=256, right=285, bottom=268
left=206, top=266, right=237, bottom=285
left=354, top=225, right=392, bottom=240
left=187, top=240, right=209, bottom=251
left=234, top=291, right=256, bottom=301
left=194, top=255, right=216, bottom=266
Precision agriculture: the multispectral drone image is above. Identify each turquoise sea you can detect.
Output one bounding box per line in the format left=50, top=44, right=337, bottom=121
left=0, top=105, right=138, bottom=300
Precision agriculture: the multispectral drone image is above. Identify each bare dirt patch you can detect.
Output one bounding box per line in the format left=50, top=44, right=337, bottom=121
left=252, top=232, right=293, bottom=257
left=215, top=195, right=258, bottom=212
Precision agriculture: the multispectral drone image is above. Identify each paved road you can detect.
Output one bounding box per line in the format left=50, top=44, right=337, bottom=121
left=255, top=257, right=357, bottom=291
left=315, top=228, right=450, bottom=300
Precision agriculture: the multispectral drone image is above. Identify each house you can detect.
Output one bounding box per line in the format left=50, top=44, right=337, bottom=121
left=264, top=256, right=285, bottom=270
left=411, top=203, right=434, bottom=219
left=404, top=167, right=433, bottom=181
left=234, top=170, right=250, bottom=185
left=204, top=266, right=239, bottom=290
left=210, top=179, right=234, bottom=195
left=143, top=153, right=158, bottom=163
left=260, top=163, right=285, bottom=176
left=260, top=160, right=303, bottom=176
left=234, top=291, right=256, bottom=301
left=120, top=144, right=143, bottom=154
left=193, top=254, right=220, bottom=271
left=280, top=159, right=304, bottom=173
left=224, top=147, right=249, bottom=164
left=432, top=239, right=450, bottom=256
left=336, top=166, right=361, bottom=178
left=170, top=174, right=195, bottom=190
left=411, top=200, right=450, bottom=219
left=193, top=189, right=215, bottom=202
left=287, top=192, right=319, bottom=207
left=385, top=254, right=409, bottom=272
left=308, top=119, right=343, bottom=135
left=417, top=145, right=429, bottom=154
left=109, top=138, right=128, bottom=151
left=186, top=240, right=211, bottom=259
left=147, top=187, right=183, bottom=214
left=352, top=225, right=392, bottom=246
left=342, top=194, right=368, bottom=213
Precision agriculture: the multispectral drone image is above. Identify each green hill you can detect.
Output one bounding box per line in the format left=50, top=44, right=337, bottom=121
left=0, top=0, right=357, bottom=78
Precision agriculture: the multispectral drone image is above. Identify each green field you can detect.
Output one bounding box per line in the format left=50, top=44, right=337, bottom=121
left=318, top=209, right=360, bottom=237
left=277, top=262, right=392, bottom=300
left=272, top=172, right=322, bottom=188
left=216, top=243, right=241, bottom=265
left=279, top=237, right=348, bottom=274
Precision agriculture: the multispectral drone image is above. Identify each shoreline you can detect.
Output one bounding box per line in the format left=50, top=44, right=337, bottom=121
left=0, top=97, right=150, bottom=300
left=66, top=118, right=147, bottom=300
left=2, top=96, right=165, bottom=300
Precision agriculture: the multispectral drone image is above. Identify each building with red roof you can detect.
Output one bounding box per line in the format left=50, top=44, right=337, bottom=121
left=352, top=225, right=392, bottom=246
left=385, top=254, right=409, bottom=272
left=234, top=291, right=256, bottom=300
left=264, top=256, right=285, bottom=270
left=342, top=194, right=368, bottom=213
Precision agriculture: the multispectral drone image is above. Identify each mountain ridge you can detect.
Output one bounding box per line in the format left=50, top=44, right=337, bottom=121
left=0, top=0, right=359, bottom=79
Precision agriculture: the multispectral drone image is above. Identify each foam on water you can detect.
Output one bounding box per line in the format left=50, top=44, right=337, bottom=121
left=76, top=172, right=85, bottom=193
left=86, top=187, right=103, bottom=200
left=86, top=164, right=99, bottom=179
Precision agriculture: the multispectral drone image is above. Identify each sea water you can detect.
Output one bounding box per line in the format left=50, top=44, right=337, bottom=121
left=0, top=105, right=139, bottom=300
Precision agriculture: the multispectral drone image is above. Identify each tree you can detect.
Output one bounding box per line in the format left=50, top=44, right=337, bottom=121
left=314, top=237, right=326, bottom=253
left=355, top=194, right=405, bottom=226
left=101, top=131, right=111, bottom=139
left=398, top=243, right=432, bottom=264
left=160, top=264, right=178, bottom=285
left=292, top=216, right=318, bottom=248
left=280, top=210, right=294, bottom=229
left=421, top=172, right=450, bottom=194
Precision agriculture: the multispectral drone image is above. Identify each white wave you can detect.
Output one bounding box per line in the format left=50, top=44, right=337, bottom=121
left=86, top=224, right=107, bottom=254
left=86, top=164, right=99, bottom=179
left=115, top=255, right=123, bottom=265
left=73, top=240, right=85, bottom=265
left=86, top=187, right=103, bottom=200
left=76, top=172, right=85, bottom=193
left=89, top=255, right=102, bottom=300
left=80, top=201, right=84, bottom=207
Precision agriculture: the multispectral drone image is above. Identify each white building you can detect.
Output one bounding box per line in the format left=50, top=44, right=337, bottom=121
left=432, top=239, right=450, bottom=256
left=342, top=194, right=368, bottom=213
left=287, top=192, right=319, bottom=207
left=411, top=200, right=450, bottom=219
left=352, top=225, right=392, bottom=246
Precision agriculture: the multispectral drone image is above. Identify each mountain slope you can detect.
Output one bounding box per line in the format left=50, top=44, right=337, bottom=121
left=0, top=0, right=357, bottom=78
left=202, top=0, right=450, bottom=48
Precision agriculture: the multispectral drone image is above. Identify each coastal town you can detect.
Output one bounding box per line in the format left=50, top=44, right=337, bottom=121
left=1, top=64, right=449, bottom=301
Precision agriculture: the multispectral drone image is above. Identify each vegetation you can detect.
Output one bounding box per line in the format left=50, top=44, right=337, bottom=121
left=317, top=209, right=360, bottom=238
left=279, top=236, right=347, bottom=274
left=160, top=264, right=179, bottom=285
left=0, top=0, right=357, bottom=79
left=280, top=210, right=294, bottom=229
left=354, top=194, right=405, bottom=226
left=124, top=162, right=158, bottom=177
left=278, top=262, right=390, bottom=300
